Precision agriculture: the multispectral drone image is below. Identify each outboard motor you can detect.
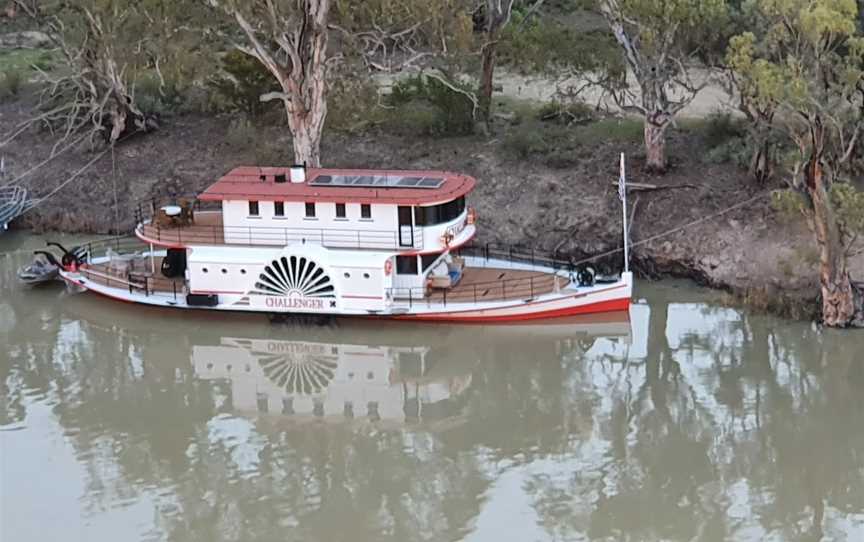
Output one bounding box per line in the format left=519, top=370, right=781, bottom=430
left=576, top=265, right=596, bottom=287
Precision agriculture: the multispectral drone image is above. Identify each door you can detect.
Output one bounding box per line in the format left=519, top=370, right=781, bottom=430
left=398, top=206, right=414, bottom=247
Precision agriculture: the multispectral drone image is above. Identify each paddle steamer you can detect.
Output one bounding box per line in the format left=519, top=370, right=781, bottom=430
left=56, top=165, right=632, bottom=322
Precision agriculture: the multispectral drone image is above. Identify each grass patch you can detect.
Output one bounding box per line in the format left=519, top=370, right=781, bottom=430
left=0, top=49, right=58, bottom=73
left=571, top=118, right=642, bottom=145
left=500, top=117, right=641, bottom=168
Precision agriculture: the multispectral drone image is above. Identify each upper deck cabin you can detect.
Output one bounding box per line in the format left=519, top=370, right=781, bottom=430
left=136, top=166, right=477, bottom=254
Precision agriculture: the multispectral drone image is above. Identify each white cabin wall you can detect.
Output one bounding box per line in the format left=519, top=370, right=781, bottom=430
left=188, top=261, right=264, bottom=294
left=221, top=199, right=401, bottom=247
left=419, top=209, right=469, bottom=252
left=331, top=264, right=386, bottom=311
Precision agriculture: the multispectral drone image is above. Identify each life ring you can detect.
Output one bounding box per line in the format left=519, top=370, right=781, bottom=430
left=467, top=207, right=477, bottom=225
left=441, top=231, right=455, bottom=246
left=384, top=259, right=393, bottom=276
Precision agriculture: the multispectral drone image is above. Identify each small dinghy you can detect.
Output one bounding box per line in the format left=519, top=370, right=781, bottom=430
left=18, top=251, right=61, bottom=285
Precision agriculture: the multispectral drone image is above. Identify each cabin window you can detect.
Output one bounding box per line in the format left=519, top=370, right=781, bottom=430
left=414, top=196, right=466, bottom=226
left=248, top=201, right=260, bottom=216
left=421, top=254, right=441, bottom=271
left=274, top=201, right=285, bottom=217
left=305, top=202, right=316, bottom=218
left=335, top=202, right=346, bottom=218
left=396, top=255, right=418, bottom=275
left=361, top=204, right=372, bottom=219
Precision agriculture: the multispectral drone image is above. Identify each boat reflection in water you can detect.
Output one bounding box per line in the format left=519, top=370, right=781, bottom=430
left=191, top=312, right=632, bottom=426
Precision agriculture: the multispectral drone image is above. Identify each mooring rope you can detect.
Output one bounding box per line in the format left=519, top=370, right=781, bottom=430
left=569, top=190, right=775, bottom=268
left=18, top=131, right=141, bottom=216
left=0, top=131, right=91, bottom=189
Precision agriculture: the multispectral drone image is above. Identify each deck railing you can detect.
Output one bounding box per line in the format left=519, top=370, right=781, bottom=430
left=137, top=219, right=424, bottom=250
left=457, top=243, right=582, bottom=273
left=134, top=196, right=425, bottom=250
left=387, top=244, right=589, bottom=308
left=389, top=272, right=561, bottom=308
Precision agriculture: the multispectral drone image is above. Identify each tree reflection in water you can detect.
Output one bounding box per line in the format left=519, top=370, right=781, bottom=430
left=2, top=244, right=864, bottom=542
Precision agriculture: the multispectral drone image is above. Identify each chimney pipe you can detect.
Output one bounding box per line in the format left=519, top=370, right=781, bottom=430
left=289, top=164, right=306, bottom=184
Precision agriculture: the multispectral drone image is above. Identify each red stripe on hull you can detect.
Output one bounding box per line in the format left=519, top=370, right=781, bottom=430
left=391, top=297, right=631, bottom=323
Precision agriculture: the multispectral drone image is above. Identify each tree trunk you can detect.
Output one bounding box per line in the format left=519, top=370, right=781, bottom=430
left=806, top=158, right=864, bottom=327
left=644, top=120, right=667, bottom=173
left=749, top=139, right=772, bottom=184
left=478, top=36, right=498, bottom=124
left=286, top=104, right=325, bottom=168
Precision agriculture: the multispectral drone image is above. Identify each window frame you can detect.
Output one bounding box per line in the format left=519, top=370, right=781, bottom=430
left=360, top=203, right=372, bottom=220
left=304, top=201, right=316, bottom=218
left=335, top=202, right=347, bottom=219
left=248, top=200, right=260, bottom=217
left=274, top=201, right=285, bottom=217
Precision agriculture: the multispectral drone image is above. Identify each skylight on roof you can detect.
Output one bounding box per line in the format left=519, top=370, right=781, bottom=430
left=310, top=175, right=445, bottom=189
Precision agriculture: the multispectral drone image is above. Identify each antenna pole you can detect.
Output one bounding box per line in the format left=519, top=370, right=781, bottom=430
left=620, top=153, right=629, bottom=274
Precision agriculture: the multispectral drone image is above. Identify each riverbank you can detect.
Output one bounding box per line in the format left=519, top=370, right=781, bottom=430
left=2, top=93, right=857, bottom=319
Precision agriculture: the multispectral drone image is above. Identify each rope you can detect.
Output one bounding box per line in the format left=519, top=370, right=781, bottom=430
left=570, top=190, right=774, bottom=268
left=110, top=144, right=120, bottom=236
left=19, top=130, right=141, bottom=216
left=0, top=131, right=92, bottom=189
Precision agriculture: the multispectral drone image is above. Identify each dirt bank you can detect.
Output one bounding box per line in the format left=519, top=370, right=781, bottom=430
left=2, top=94, right=857, bottom=318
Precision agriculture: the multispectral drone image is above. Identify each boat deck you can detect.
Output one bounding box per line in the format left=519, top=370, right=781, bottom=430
left=81, top=256, right=186, bottom=298
left=138, top=212, right=225, bottom=245
left=421, top=268, right=568, bottom=305
left=137, top=211, right=421, bottom=250
left=81, top=255, right=569, bottom=305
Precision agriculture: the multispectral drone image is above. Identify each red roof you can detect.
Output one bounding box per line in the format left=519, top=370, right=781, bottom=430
left=198, top=167, right=476, bottom=205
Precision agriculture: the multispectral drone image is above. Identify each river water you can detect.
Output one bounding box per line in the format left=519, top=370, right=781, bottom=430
left=1, top=233, right=863, bottom=542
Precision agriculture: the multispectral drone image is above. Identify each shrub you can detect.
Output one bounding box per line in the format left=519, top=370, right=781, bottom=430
left=696, top=111, right=747, bottom=148
left=387, top=74, right=475, bottom=136
left=536, top=101, right=594, bottom=125
left=502, top=128, right=548, bottom=158
left=327, top=75, right=381, bottom=132
left=210, top=50, right=280, bottom=118
left=0, top=69, right=23, bottom=98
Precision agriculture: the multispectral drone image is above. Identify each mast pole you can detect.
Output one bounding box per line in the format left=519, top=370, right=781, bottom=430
left=620, top=153, right=629, bottom=274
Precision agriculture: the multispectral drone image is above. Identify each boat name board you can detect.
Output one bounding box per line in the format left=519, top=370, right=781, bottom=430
left=251, top=295, right=338, bottom=313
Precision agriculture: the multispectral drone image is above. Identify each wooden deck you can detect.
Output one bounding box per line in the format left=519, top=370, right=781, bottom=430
left=419, top=268, right=568, bottom=304
left=138, top=211, right=225, bottom=245
left=81, top=256, right=185, bottom=297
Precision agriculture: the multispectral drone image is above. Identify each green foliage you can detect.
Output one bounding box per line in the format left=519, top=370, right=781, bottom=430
left=501, top=116, right=641, bottom=167
left=831, top=183, right=864, bottom=235
left=502, top=128, right=550, bottom=159
left=387, top=74, right=475, bottom=136
left=772, top=189, right=808, bottom=221
left=0, top=69, right=23, bottom=99
left=210, top=50, right=280, bottom=117
left=699, top=112, right=747, bottom=148
left=498, top=19, right=621, bottom=76
left=327, top=75, right=382, bottom=132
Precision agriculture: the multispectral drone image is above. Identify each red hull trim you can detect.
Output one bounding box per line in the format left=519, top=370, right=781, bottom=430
left=391, top=297, right=631, bottom=323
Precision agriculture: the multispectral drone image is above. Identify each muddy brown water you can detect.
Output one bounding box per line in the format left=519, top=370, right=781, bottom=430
left=2, top=232, right=864, bottom=542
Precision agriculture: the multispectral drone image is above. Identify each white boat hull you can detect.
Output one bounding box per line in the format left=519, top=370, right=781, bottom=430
left=59, top=255, right=632, bottom=323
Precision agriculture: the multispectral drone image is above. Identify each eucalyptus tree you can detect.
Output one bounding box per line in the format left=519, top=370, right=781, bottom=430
left=476, top=1, right=546, bottom=124
left=597, top=0, right=727, bottom=172
left=204, top=0, right=473, bottom=167
left=11, top=0, right=209, bottom=149
left=726, top=0, right=864, bottom=327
